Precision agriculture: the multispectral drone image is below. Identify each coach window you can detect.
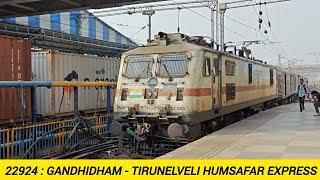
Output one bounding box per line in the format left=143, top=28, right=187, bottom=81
left=226, top=83, right=236, bottom=101
left=248, top=64, right=253, bottom=84
left=225, top=60, right=235, bottom=76
left=203, top=58, right=211, bottom=76
left=270, top=69, right=274, bottom=85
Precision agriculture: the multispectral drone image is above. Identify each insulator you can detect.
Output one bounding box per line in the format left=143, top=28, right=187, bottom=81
left=258, top=18, right=263, bottom=24
left=259, top=11, right=263, bottom=15
left=268, top=21, right=271, bottom=27
left=259, top=24, right=261, bottom=30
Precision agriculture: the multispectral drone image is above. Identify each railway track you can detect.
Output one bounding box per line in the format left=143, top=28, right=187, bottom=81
left=52, top=136, right=189, bottom=159
left=54, top=140, right=120, bottom=159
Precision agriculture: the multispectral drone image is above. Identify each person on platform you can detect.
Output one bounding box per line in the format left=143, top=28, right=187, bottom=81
left=296, top=79, right=309, bottom=112
left=310, top=90, right=320, bottom=116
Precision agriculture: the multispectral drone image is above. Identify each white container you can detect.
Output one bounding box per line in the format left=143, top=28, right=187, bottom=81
left=31, top=50, right=119, bottom=116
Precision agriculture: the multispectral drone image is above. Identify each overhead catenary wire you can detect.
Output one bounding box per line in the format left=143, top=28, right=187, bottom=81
left=103, top=19, right=144, bottom=29
left=264, top=7, right=288, bottom=56
left=195, top=0, right=260, bottom=42
left=169, top=0, right=280, bottom=56
left=250, top=0, right=287, bottom=56
left=126, top=24, right=149, bottom=45
left=130, top=24, right=148, bottom=38
left=179, top=0, right=279, bottom=56
left=103, top=20, right=148, bottom=45
left=195, top=0, right=257, bottom=31
left=216, top=0, right=286, bottom=58
left=222, top=3, right=285, bottom=57
left=169, top=0, right=248, bottom=39
left=248, top=3, right=282, bottom=56
left=224, top=14, right=257, bottom=31
left=264, top=2, right=272, bottom=28
left=90, top=0, right=211, bottom=14
left=83, top=0, right=280, bottom=54
left=15, top=0, right=285, bottom=56
left=217, top=0, right=284, bottom=56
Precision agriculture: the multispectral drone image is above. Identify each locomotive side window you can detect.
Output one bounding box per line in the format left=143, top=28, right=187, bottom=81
left=248, top=64, right=253, bottom=84
left=270, top=69, right=274, bottom=85
left=225, top=60, right=235, bottom=76
left=158, top=54, right=188, bottom=78
left=203, top=58, right=211, bottom=76
left=226, top=83, right=236, bottom=101
left=125, top=56, right=152, bottom=79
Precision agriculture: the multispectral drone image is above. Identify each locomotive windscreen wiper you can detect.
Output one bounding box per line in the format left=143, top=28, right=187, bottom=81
left=163, top=63, right=173, bottom=81
left=135, top=63, right=150, bottom=81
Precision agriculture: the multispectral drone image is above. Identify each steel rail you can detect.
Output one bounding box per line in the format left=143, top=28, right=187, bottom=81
left=54, top=140, right=119, bottom=159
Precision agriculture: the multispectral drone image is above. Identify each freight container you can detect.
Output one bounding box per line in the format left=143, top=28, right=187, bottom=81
left=0, top=35, right=31, bottom=124
left=31, top=50, right=119, bottom=117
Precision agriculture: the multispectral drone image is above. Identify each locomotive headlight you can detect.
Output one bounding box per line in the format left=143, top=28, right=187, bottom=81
left=144, top=88, right=159, bottom=99
left=176, top=88, right=184, bottom=101
left=145, top=89, right=153, bottom=99
left=148, top=77, right=158, bottom=88
left=121, top=88, right=129, bottom=101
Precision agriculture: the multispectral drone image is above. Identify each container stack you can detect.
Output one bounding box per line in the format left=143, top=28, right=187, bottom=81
left=0, top=35, right=120, bottom=123
left=0, top=35, right=31, bottom=124
left=31, top=50, right=120, bottom=117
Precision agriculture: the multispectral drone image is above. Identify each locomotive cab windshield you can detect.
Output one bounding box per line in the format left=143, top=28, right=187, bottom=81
left=125, top=56, right=152, bottom=79
left=158, top=53, right=189, bottom=80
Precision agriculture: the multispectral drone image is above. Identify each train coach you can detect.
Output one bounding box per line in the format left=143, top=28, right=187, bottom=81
left=114, top=32, right=306, bottom=140
left=276, top=69, right=307, bottom=104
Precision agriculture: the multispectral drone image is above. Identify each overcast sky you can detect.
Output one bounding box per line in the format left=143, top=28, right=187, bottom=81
left=92, top=0, right=320, bottom=65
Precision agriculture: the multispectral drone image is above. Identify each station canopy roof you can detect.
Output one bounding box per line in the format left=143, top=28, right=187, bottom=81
left=0, top=0, right=165, bottom=18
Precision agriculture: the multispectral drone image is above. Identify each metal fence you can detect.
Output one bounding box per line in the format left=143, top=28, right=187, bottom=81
left=0, top=115, right=112, bottom=159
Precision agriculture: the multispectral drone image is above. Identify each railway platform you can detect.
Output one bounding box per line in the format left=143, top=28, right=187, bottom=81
left=159, top=102, right=320, bottom=159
